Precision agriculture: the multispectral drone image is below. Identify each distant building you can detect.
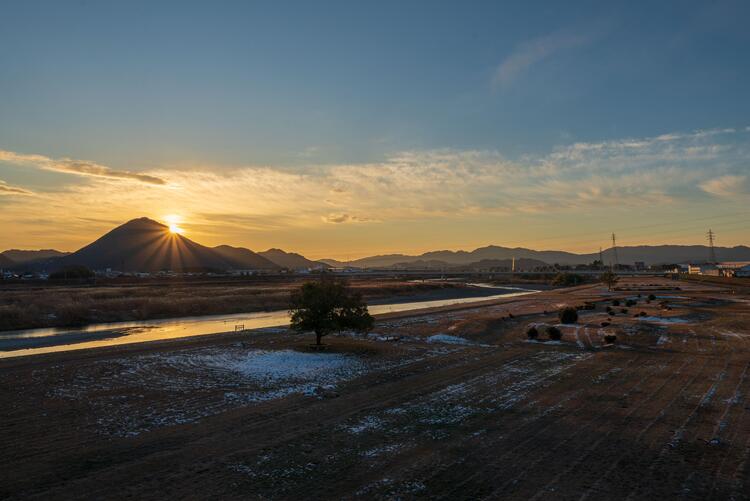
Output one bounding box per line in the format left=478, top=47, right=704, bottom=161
left=634, top=261, right=646, bottom=271
left=688, top=264, right=720, bottom=276
left=735, top=265, right=750, bottom=278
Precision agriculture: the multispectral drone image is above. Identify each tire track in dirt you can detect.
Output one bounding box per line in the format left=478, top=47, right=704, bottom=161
left=435, top=355, right=665, bottom=500
left=17, top=348, right=533, bottom=499
left=575, top=355, right=710, bottom=500
left=624, top=352, right=734, bottom=500
left=515, top=356, right=690, bottom=501
left=415, top=353, right=641, bottom=497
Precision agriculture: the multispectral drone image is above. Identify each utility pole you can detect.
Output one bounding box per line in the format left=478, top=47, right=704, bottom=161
left=707, top=229, right=717, bottom=264
left=611, top=233, right=619, bottom=271
left=599, top=247, right=603, bottom=269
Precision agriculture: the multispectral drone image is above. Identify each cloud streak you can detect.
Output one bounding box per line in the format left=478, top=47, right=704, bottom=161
left=700, top=175, right=750, bottom=198
left=0, top=180, right=33, bottom=196
left=493, top=30, right=590, bottom=87
left=1, top=126, right=748, bottom=251
left=0, top=149, right=167, bottom=185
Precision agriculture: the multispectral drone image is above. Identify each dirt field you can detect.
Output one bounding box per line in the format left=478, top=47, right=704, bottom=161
left=2, top=277, right=750, bottom=499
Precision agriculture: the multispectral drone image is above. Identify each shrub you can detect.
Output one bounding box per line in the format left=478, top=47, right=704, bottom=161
left=604, top=334, right=617, bottom=344
left=611, top=299, right=621, bottom=306
left=621, top=308, right=628, bottom=314
left=558, top=307, right=578, bottom=324
left=648, top=294, right=656, bottom=301
left=49, top=266, right=94, bottom=280
left=55, top=303, right=90, bottom=326
left=601, top=321, right=610, bottom=327
left=552, top=273, right=584, bottom=286
left=547, top=326, right=563, bottom=340
left=639, top=311, right=648, bottom=317
left=625, top=299, right=637, bottom=307
left=526, top=326, right=539, bottom=340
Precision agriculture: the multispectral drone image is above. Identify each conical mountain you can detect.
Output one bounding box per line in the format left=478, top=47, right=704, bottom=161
left=59, top=217, right=232, bottom=272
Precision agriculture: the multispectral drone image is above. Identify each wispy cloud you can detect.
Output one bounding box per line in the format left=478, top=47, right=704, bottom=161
left=493, top=30, right=590, bottom=88
left=0, top=149, right=167, bottom=185
left=323, top=213, right=372, bottom=224
left=0, top=180, right=33, bottom=196
left=700, top=175, right=750, bottom=198
left=1, top=126, right=748, bottom=250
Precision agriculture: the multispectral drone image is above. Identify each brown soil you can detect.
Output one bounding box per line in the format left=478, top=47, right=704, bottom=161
left=1, top=277, right=749, bottom=499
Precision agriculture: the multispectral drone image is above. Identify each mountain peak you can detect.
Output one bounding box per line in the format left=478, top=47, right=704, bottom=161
left=121, top=217, right=167, bottom=229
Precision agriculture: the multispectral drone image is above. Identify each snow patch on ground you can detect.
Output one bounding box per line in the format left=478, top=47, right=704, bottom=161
left=343, top=351, right=591, bottom=437
left=426, top=334, right=474, bottom=345
left=637, top=316, right=690, bottom=324
left=47, top=347, right=374, bottom=436
left=219, top=350, right=356, bottom=381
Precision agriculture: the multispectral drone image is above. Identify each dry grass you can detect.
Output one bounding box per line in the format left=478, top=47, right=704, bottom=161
left=0, top=279, right=460, bottom=331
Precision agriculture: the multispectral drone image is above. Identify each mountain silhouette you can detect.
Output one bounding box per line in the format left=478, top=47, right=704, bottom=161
left=333, top=244, right=750, bottom=268
left=0, top=253, right=15, bottom=268
left=50, top=218, right=325, bottom=272
left=258, top=248, right=329, bottom=270
left=212, top=245, right=280, bottom=270
left=1, top=249, right=69, bottom=264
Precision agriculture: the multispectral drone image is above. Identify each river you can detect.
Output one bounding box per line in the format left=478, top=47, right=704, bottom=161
left=0, top=285, right=538, bottom=359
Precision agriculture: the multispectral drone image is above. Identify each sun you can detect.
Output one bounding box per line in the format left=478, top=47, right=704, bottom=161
left=163, top=214, right=184, bottom=235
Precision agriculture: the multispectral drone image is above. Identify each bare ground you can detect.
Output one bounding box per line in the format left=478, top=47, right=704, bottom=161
left=1, top=277, right=749, bottom=500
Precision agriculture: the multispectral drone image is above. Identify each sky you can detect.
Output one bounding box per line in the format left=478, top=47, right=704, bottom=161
left=1, top=0, right=749, bottom=259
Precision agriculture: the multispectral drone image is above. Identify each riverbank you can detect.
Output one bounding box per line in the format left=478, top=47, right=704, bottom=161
left=0, top=284, right=540, bottom=358
left=0, top=278, right=501, bottom=332
left=2, top=277, right=749, bottom=499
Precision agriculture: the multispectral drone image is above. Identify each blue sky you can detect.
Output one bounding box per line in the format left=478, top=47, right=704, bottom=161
left=1, top=1, right=749, bottom=257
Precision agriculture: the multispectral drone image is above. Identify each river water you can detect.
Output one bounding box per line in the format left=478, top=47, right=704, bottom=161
left=0, top=286, right=538, bottom=359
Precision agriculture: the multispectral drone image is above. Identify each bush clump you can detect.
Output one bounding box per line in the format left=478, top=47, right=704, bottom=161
left=625, top=299, right=637, bottom=307
left=49, top=266, right=94, bottom=280
left=620, top=308, right=628, bottom=314
left=547, top=326, right=563, bottom=341
left=648, top=294, right=656, bottom=301
left=611, top=299, right=621, bottom=306
left=604, top=334, right=617, bottom=344
left=526, top=326, right=539, bottom=340
left=558, top=306, right=578, bottom=324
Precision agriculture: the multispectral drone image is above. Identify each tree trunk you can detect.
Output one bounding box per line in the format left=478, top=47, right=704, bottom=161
left=315, top=331, right=322, bottom=346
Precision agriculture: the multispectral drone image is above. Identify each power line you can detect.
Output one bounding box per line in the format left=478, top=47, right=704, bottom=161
left=707, top=229, right=717, bottom=263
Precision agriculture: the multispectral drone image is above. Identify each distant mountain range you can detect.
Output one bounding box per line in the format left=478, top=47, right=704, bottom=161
left=212, top=245, right=280, bottom=270
left=257, top=248, right=324, bottom=270
left=322, top=244, right=750, bottom=268
left=0, top=253, right=15, bottom=268
left=1, top=249, right=70, bottom=263
left=2, top=218, right=326, bottom=272
left=3, top=217, right=749, bottom=273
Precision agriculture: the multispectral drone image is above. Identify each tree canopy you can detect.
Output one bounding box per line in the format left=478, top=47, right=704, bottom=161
left=289, top=278, right=374, bottom=345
